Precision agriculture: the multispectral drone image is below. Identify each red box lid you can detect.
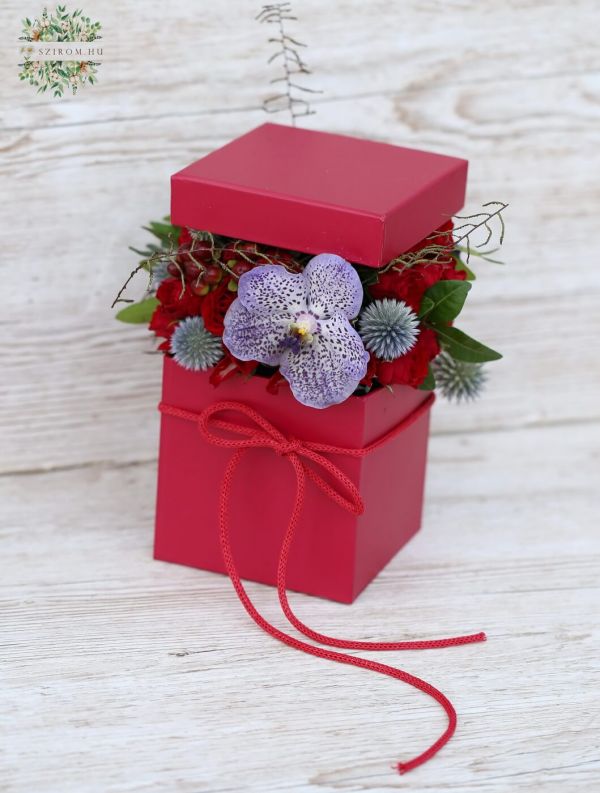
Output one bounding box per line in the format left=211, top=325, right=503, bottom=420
left=171, top=123, right=468, bottom=268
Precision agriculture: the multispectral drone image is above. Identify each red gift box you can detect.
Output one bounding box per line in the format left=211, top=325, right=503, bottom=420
left=171, top=122, right=467, bottom=268
left=155, top=123, right=468, bottom=602
left=155, top=356, right=432, bottom=603
left=151, top=124, right=488, bottom=773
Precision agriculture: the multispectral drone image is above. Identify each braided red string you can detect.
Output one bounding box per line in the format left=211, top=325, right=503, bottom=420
left=159, top=397, right=486, bottom=774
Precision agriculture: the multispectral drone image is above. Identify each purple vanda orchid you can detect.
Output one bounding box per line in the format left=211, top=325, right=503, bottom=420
left=222, top=254, right=369, bottom=409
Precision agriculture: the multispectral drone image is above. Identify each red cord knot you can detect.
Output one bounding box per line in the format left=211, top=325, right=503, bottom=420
left=275, top=439, right=303, bottom=457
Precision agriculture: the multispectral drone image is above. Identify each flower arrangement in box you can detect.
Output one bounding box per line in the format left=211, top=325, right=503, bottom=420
left=115, top=206, right=505, bottom=408
left=112, top=4, right=508, bottom=778
left=113, top=177, right=506, bottom=775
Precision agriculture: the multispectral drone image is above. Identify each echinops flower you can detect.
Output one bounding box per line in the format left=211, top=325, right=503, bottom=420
left=358, top=298, right=420, bottom=360
left=150, top=261, right=170, bottom=290
left=431, top=351, right=487, bottom=402
left=170, top=316, right=223, bottom=371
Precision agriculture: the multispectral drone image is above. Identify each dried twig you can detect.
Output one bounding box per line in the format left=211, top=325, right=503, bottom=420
left=111, top=230, right=304, bottom=307
left=452, top=201, right=508, bottom=262
left=379, top=202, right=508, bottom=274
left=257, top=3, right=322, bottom=125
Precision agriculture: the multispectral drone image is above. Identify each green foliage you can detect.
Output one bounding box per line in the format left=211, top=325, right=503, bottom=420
left=418, top=366, right=436, bottom=391
left=416, top=265, right=501, bottom=378
left=418, top=296, right=435, bottom=316
left=113, top=216, right=179, bottom=312
left=143, top=220, right=181, bottom=247
left=115, top=297, right=158, bottom=324
left=419, top=281, right=471, bottom=324
left=434, top=326, right=502, bottom=363
left=452, top=253, right=476, bottom=280
left=455, top=245, right=503, bottom=266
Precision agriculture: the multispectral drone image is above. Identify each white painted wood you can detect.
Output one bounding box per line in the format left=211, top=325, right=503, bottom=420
left=1, top=0, right=599, bottom=790
left=2, top=423, right=599, bottom=792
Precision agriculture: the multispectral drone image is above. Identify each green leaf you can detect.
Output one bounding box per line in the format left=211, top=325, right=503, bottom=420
left=435, top=326, right=502, bottom=363
left=420, top=280, right=472, bottom=324
left=143, top=221, right=180, bottom=246
left=452, top=254, right=476, bottom=280
left=455, top=244, right=504, bottom=265
left=418, top=366, right=436, bottom=391
left=115, top=297, right=158, bottom=324
left=418, top=296, right=435, bottom=318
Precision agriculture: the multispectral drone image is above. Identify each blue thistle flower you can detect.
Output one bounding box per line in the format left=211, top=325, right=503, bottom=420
left=170, top=316, right=223, bottom=371
left=431, top=351, right=487, bottom=402
left=150, top=261, right=170, bottom=290
left=358, top=298, right=420, bottom=360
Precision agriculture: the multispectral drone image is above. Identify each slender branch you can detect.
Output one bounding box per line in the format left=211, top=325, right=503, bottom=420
left=111, top=262, right=147, bottom=308
left=111, top=229, right=304, bottom=307
left=378, top=202, right=508, bottom=274
left=257, top=3, right=321, bottom=125
left=452, top=201, right=508, bottom=262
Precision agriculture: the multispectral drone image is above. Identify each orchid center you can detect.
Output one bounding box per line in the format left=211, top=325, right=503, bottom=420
left=289, top=312, right=318, bottom=344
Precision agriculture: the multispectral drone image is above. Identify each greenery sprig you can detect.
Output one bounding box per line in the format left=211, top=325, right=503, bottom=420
left=257, top=3, right=321, bottom=125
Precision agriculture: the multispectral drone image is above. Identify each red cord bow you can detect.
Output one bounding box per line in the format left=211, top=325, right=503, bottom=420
left=159, top=398, right=486, bottom=774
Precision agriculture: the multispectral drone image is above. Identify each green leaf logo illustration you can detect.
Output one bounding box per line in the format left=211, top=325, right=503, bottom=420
left=18, top=6, right=102, bottom=98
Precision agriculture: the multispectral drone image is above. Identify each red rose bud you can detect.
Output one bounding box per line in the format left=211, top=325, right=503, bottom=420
left=201, top=281, right=237, bottom=334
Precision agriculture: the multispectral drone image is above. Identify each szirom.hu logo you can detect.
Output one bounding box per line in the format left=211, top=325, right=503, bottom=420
left=18, top=5, right=103, bottom=98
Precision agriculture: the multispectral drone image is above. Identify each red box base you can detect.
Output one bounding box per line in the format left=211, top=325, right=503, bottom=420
left=154, top=357, right=432, bottom=603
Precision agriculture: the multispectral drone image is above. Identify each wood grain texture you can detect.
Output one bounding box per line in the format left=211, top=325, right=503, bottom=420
left=1, top=0, right=599, bottom=790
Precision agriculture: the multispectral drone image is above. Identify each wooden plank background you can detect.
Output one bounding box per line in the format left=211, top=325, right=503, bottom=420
left=1, top=1, right=599, bottom=791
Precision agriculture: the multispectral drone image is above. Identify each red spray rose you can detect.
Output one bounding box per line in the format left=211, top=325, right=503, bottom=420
left=266, top=369, right=289, bottom=395
left=209, top=351, right=257, bottom=386
left=178, top=227, right=192, bottom=247
left=149, top=277, right=203, bottom=343
left=408, top=219, right=455, bottom=254
left=371, top=220, right=463, bottom=312
left=374, top=328, right=440, bottom=388
left=201, top=280, right=237, bottom=336
left=360, top=353, right=379, bottom=388
left=370, top=262, right=466, bottom=313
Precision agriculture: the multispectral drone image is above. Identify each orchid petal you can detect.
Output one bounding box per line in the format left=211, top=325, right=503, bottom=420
left=222, top=298, right=288, bottom=365
left=238, top=265, right=307, bottom=316
left=304, top=253, right=363, bottom=320
left=279, top=311, right=369, bottom=409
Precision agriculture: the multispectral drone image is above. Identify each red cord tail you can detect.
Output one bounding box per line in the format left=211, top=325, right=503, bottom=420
left=219, top=448, right=482, bottom=775
left=159, top=399, right=487, bottom=775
